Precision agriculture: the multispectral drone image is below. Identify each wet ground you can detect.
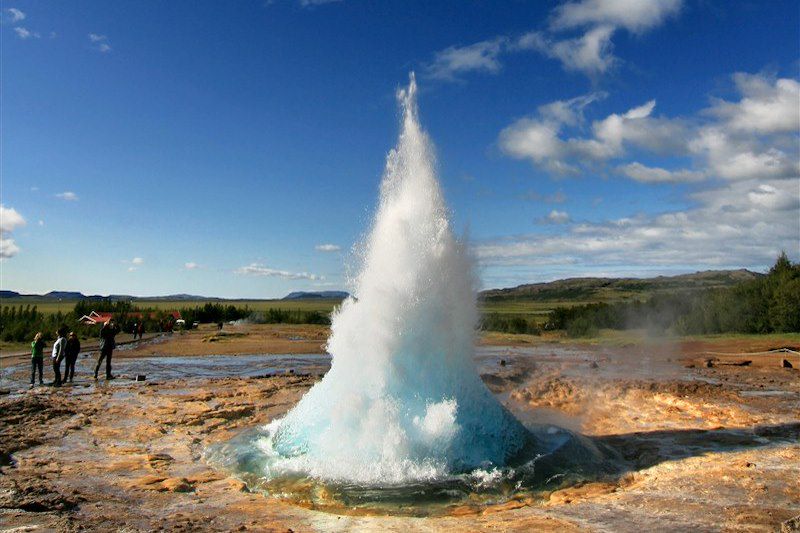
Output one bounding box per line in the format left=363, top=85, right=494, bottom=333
left=1, top=342, right=798, bottom=531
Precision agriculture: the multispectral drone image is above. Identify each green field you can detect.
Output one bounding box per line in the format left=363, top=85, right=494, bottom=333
left=0, top=298, right=344, bottom=315
left=3, top=297, right=567, bottom=323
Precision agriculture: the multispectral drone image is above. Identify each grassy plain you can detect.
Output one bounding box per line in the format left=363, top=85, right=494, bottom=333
left=0, top=298, right=343, bottom=315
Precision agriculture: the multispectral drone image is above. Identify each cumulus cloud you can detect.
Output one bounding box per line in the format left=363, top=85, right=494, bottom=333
left=545, top=210, right=571, bottom=224
left=477, top=178, right=799, bottom=276
left=315, top=243, right=341, bottom=252
left=184, top=262, right=199, bottom=270
left=708, top=74, right=800, bottom=134
left=13, top=27, right=39, bottom=39
left=56, top=191, right=79, bottom=201
left=131, top=257, right=144, bottom=265
left=235, top=263, right=321, bottom=281
left=424, top=38, right=506, bottom=81
left=550, top=0, right=683, bottom=33
left=500, top=72, right=798, bottom=185
left=516, top=25, right=616, bottom=75
left=6, top=7, right=25, bottom=22
left=500, top=96, right=686, bottom=174
left=0, top=205, right=26, bottom=258
left=616, top=162, right=705, bottom=183
left=88, top=33, right=112, bottom=52
left=487, top=70, right=799, bottom=280
left=425, top=1, right=684, bottom=80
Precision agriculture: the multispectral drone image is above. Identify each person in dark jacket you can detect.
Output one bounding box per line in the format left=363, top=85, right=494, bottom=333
left=64, top=332, right=81, bottom=383
left=30, top=331, right=45, bottom=387
left=95, top=319, right=120, bottom=380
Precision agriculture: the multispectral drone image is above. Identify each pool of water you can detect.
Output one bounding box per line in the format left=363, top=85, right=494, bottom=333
left=205, top=419, right=618, bottom=517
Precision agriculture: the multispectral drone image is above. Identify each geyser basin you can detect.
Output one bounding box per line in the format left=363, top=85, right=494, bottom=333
left=207, top=421, right=611, bottom=515
left=210, top=74, right=613, bottom=513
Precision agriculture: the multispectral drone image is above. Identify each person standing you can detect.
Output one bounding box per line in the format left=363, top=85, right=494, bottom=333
left=64, top=332, right=81, bottom=383
left=30, top=332, right=45, bottom=388
left=51, top=327, right=67, bottom=387
left=95, top=319, right=120, bottom=380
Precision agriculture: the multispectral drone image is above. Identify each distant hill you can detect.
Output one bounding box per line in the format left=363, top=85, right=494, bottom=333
left=283, top=291, right=350, bottom=300
left=2, top=290, right=349, bottom=302
left=44, top=291, right=86, bottom=300
left=479, top=269, right=762, bottom=303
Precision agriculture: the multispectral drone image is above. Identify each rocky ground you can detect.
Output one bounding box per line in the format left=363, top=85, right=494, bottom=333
left=0, top=331, right=798, bottom=532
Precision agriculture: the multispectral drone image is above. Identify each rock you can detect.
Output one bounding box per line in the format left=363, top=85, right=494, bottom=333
left=162, top=477, right=194, bottom=493
left=227, top=478, right=249, bottom=492
left=589, top=361, right=599, bottom=369
left=782, top=514, right=800, bottom=532
left=500, top=359, right=507, bottom=367
left=781, top=359, right=793, bottom=369
left=136, top=375, right=147, bottom=381
left=126, top=475, right=167, bottom=491
left=705, top=359, right=714, bottom=368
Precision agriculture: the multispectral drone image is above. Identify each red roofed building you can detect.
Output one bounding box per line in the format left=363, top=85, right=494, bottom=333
left=77, top=311, right=115, bottom=325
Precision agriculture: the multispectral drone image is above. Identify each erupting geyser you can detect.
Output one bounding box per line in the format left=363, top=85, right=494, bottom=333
left=269, top=74, right=529, bottom=484
left=211, top=75, right=607, bottom=507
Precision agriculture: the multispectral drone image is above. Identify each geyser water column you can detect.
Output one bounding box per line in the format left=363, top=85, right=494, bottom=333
left=268, top=74, right=529, bottom=484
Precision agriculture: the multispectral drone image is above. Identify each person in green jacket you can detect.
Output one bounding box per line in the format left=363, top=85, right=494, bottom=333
left=30, top=331, right=45, bottom=387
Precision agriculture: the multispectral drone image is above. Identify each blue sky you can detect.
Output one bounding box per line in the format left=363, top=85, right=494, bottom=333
left=2, top=0, right=798, bottom=298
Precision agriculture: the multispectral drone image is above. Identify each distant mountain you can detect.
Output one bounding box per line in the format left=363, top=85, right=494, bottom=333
left=479, top=269, right=762, bottom=303
left=283, top=291, right=350, bottom=300
left=2, top=290, right=350, bottom=302
left=136, top=294, right=223, bottom=301
left=44, top=291, right=86, bottom=300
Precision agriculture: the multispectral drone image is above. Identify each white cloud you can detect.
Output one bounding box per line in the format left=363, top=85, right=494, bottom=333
left=38, top=220, right=44, bottom=226
left=708, top=74, right=800, bottom=134
left=499, top=96, right=686, bottom=174
left=425, top=38, right=506, bottom=81
left=131, top=257, right=144, bottom=265
left=517, top=25, right=616, bottom=75
left=6, top=8, right=25, bottom=22
left=550, top=0, right=683, bottom=33
left=500, top=73, right=798, bottom=184
left=184, top=262, right=199, bottom=270
left=299, top=0, right=342, bottom=6
left=235, top=263, right=321, bottom=281
left=689, top=127, right=799, bottom=181
left=88, top=33, right=112, bottom=52
left=425, top=0, right=684, bottom=80
left=545, top=210, right=571, bottom=224
left=0, top=206, right=25, bottom=233
left=477, top=178, right=799, bottom=275
left=488, top=70, right=799, bottom=280
left=0, top=205, right=26, bottom=259
left=616, top=162, right=705, bottom=183
left=315, top=243, right=341, bottom=252
left=55, top=191, right=79, bottom=201
left=13, top=27, right=39, bottom=39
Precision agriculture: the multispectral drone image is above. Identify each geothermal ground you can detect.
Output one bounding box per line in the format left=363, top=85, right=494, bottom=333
left=1, top=324, right=798, bottom=532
